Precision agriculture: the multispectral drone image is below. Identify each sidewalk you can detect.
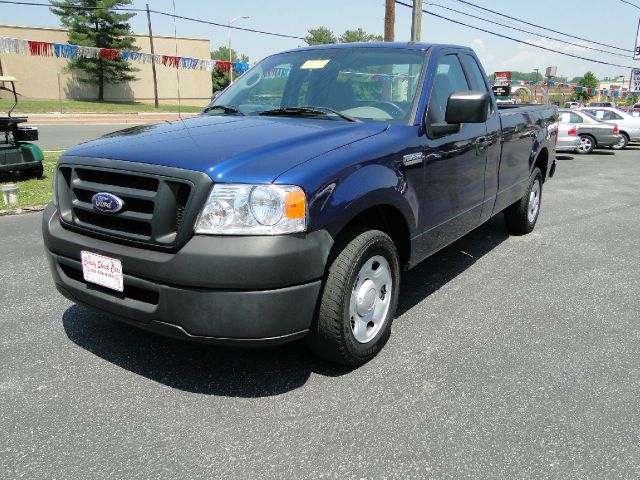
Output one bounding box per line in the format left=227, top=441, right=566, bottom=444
left=19, top=112, right=199, bottom=125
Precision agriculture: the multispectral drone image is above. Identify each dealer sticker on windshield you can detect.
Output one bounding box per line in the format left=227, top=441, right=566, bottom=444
left=81, top=251, right=124, bottom=292
left=301, top=59, right=330, bottom=69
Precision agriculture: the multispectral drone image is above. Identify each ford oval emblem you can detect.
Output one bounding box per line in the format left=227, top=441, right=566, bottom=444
left=91, top=192, right=125, bottom=213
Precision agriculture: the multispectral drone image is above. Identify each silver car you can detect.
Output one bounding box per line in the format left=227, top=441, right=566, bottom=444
left=579, top=107, right=640, bottom=149
left=551, top=122, right=580, bottom=152
left=559, top=109, right=621, bottom=154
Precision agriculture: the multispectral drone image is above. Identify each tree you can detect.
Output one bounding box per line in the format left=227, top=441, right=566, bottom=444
left=574, top=71, right=599, bottom=103
left=210, top=46, right=249, bottom=92
left=304, top=27, right=337, bottom=46
left=339, top=28, right=383, bottom=43
left=50, top=0, right=138, bottom=101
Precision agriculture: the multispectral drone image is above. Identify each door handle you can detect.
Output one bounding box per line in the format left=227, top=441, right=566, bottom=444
left=476, top=136, right=489, bottom=154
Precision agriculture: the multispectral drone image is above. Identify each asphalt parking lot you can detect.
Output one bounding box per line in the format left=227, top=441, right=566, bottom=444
left=1, top=146, right=639, bottom=478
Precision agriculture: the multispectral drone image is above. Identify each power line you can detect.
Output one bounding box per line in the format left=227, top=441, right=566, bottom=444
left=394, top=0, right=636, bottom=69
left=449, top=0, right=633, bottom=53
left=0, top=0, right=305, bottom=40
left=426, top=2, right=629, bottom=58
left=620, top=0, right=640, bottom=10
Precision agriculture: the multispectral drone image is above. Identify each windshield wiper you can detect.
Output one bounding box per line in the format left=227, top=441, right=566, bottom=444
left=258, top=106, right=360, bottom=123
left=202, top=104, right=245, bottom=116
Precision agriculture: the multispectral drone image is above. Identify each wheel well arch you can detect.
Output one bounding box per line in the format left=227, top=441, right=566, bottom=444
left=534, top=147, right=549, bottom=182
left=332, top=205, right=412, bottom=270
left=619, top=130, right=630, bottom=139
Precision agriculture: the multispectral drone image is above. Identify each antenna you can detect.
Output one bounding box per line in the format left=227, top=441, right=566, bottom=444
left=172, top=0, right=181, bottom=119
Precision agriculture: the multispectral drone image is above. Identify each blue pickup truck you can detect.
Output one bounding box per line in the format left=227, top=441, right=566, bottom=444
left=43, top=43, right=557, bottom=365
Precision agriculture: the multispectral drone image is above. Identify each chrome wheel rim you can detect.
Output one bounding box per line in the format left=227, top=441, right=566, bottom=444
left=528, top=179, right=541, bottom=224
left=578, top=137, right=592, bottom=152
left=349, top=255, right=392, bottom=344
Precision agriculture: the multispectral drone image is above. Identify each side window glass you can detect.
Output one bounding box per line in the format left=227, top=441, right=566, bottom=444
left=609, top=111, right=623, bottom=120
left=426, top=55, right=470, bottom=126
left=560, top=112, right=571, bottom=123
left=570, top=112, right=582, bottom=123
left=461, top=55, right=488, bottom=92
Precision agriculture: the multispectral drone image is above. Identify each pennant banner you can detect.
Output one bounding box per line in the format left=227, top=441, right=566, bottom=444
left=0, top=35, right=250, bottom=74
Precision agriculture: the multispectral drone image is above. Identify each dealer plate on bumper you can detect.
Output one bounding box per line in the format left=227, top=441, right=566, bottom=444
left=81, top=251, right=124, bottom=292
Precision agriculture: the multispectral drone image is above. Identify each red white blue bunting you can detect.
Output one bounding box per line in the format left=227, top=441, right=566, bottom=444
left=0, top=35, right=250, bottom=74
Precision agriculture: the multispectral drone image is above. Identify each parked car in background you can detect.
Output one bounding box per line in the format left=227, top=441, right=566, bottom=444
left=558, top=109, right=621, bottom=154
left=580, top=107, right=640, bottom=149
left=564, top=101, right=582, bottom=109
left=551, top=121, right=580, bottom=152
left=588, top=102, right=614, bottom=107
left=623, top=106, right=640, bottom=117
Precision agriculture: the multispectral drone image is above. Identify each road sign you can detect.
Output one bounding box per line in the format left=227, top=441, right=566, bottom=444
left=635, top=18, right=640, bottom=60
left=492, top=85, right=511, bottom=97
left=494, top=71, right=511, bottom=83
left=630, top=68, right=640, bottom=93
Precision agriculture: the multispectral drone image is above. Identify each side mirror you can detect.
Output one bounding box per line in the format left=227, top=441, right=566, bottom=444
left=445, top=91, right=491, bottom=124
left=428, top=91, right=491, bottom=137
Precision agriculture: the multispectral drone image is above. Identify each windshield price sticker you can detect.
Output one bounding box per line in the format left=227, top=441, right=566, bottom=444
left=301, top=59, right=330, bottom=69
left=81, top=251, right=124, bottom=292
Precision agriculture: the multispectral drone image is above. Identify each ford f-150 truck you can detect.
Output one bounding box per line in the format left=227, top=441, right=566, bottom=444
left=43, top=43, right=557, bottom=365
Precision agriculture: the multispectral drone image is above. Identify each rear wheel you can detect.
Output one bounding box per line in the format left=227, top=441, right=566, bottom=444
left=576, top=135, right=595, bottom=154
left=307, top=229, right=400, bottom=366
left=29, top=162, right=44, bottom=179
left=504, top=167, right=542, bottom=235
left=612, top=132, right=629, bottom=150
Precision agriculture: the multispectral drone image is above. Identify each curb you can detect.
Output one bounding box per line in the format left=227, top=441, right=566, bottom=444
left=0, top=204, right=46, bottom=216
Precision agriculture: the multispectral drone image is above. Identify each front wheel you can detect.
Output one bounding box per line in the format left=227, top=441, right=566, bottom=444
left=504, top=167, right=542, bottom=235
left=612, top=132, right=629, bottom=150
left=307, top=229, right=400, bottom=366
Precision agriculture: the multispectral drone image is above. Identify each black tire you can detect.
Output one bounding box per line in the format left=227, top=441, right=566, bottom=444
left=612, top=132, right=629, bottom=150
left=19, top=162, right=43, bottom=179
left=307, top=229, right=400, bottom=366
left=575, top=134, right=595, bottom=154
left=504, top=167, right=542, bottom=235
left=30, top=162, right=44, bottom=179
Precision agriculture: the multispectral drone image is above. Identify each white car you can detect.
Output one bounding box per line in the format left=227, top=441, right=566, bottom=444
left=579, top=107, right=640, bottom=149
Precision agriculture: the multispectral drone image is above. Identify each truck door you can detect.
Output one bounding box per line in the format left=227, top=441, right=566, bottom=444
left=414, top=52, right=489, bottom=259
left=459, top=53, right=502, bottom=223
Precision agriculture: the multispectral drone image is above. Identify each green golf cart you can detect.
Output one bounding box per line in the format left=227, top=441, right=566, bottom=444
left=1, top=76, right=44, bottom=178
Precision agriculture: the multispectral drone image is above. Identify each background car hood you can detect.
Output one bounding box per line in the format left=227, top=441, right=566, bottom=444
left=64, top=115, right=387, bottom=183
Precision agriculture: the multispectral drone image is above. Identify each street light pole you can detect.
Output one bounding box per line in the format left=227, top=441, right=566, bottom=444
left=228, top=15, right=249, bottom=84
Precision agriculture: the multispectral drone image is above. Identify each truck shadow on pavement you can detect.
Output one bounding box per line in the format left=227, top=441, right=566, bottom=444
left=62, top=216, right=508, bottom=397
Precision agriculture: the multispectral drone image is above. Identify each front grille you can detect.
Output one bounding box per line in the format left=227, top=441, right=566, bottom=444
left=55, top=161, right=211, bottom=250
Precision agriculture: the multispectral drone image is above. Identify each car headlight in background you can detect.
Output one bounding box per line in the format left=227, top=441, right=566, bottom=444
left=195, top=184, right=306, bottom=235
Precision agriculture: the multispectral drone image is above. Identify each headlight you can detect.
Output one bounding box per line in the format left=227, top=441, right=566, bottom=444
left=195, top=184, right=306, bottom=235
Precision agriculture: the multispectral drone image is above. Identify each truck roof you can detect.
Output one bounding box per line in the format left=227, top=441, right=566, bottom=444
left=279, top=42, right=472, bottom=54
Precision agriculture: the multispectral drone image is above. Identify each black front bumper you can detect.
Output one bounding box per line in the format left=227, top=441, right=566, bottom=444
left=43, top=204, right=333, bottom=345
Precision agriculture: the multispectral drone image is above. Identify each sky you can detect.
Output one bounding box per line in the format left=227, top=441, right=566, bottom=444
left=2, top=0, right=640, bottom=80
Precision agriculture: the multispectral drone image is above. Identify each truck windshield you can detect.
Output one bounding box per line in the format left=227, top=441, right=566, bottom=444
left=208, top=47, right=426, bottom=124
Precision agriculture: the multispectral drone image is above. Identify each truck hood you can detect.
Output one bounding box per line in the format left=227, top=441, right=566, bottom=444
left=64, top=115, right=388, bottom=183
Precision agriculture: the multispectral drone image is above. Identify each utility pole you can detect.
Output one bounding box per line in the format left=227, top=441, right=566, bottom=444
left=384, top=0, right=395, bottom=42
left=146, top=4, right=159, bottom=108
left=410, top=0, right=423, bottom=42
left=533, top=68, right=539, bottom=103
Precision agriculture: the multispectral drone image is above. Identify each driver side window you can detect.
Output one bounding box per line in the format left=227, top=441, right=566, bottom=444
left=426, top=55, right=470, bottom=125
